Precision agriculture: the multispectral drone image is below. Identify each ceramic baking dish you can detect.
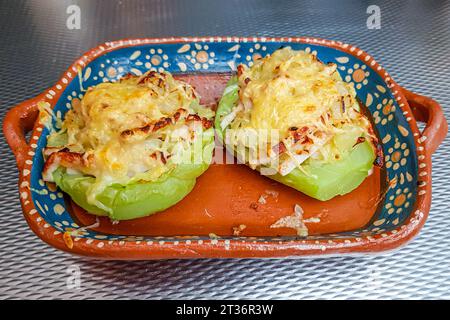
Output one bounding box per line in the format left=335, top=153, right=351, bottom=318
left=3, top=37, right=447, bottom=259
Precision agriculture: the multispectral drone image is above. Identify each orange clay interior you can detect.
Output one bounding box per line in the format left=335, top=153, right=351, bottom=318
left=68, top=73, right=384, bottom=237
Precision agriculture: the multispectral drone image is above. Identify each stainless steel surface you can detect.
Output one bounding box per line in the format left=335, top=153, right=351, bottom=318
left=0, top=0, right=449, bottom=299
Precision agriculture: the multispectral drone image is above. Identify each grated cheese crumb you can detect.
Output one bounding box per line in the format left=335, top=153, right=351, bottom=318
left=232, top=224, right=247, bottom=236
left=69, top=217, right=100, bottom=237
left=258, top=195, right=267, bottom=204
left=265, top=190, right=279, bottom=198
left=270, top=204, right=308, bottom=237
left=304, top=217, right=321, bottom=223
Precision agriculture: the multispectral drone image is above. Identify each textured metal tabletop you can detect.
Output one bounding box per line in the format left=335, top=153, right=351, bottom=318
left=1, top=0, right=449, bottom=300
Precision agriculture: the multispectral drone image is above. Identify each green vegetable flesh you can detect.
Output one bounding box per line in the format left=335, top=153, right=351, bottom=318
left=215, top=77, right=376, bottom=201
left=215, top=78, right=239, bottom=141
left=270, top=140, right=375, bottom=201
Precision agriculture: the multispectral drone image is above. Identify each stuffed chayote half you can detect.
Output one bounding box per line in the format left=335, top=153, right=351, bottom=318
left=42, top=71, right=215, bottom=220
left=215, top=47, right=377, bottom=201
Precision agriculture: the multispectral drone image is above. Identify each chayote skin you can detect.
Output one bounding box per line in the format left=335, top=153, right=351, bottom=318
left=215, top=77, right=376, bottom=201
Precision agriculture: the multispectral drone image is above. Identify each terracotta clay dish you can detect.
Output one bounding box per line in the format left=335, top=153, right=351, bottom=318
left=3, top=37, right=447, bottom=259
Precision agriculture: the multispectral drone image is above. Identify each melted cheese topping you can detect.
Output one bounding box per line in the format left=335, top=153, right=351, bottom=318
left=44, top=71, right=214, bottom=212
left=64, top=72, right=201, bottom=153
left=225, top=47, right=374, bottom=174
left=239, top=47, right=361, bottom=134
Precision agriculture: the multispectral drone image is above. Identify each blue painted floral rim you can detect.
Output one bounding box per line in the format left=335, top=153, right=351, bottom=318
left=15, top=37, right=431, bottom=258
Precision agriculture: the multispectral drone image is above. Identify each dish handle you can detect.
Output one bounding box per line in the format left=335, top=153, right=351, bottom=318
left=3, top=92, right=47, bottom=171
left=400, top=88, right=448, bottom=155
